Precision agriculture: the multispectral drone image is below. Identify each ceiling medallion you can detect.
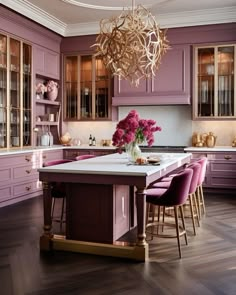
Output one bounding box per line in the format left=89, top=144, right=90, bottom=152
left=92, top=1, right=170, bottom=86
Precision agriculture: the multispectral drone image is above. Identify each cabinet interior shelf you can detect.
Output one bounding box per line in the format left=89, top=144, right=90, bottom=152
left=35, top=99, right=60, bottom=106
left=35, top=121, right=58, bottom=126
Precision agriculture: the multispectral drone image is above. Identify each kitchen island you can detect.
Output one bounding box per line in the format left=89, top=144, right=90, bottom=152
left=38, top=152, right=191, bottom=261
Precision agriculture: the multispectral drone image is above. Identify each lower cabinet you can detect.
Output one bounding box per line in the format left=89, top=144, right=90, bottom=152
left=191, top=152, right=236, bottom=190
left=63, top=148, right=115, bottom=160
left=0, top=149, right=63, bottom=207
left=66, top=184, right=131, bottom=243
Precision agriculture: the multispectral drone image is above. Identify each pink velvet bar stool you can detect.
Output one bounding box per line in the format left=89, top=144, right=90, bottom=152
left=145, top=168, right=193, bottom=258
left=75, top=154, right=96, bottom=161
left=195, top=157, right=207, bottom=218
left=150, top=162, right=201, bottom=235
left=43, top=159, right=73, bottom=229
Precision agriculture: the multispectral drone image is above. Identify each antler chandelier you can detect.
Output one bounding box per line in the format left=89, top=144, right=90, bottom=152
left=93, top=1, right=169, bottom=86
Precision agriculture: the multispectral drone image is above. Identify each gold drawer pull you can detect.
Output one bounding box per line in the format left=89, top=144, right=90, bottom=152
left=26, top=186, right=31, bottom=191
left=26, top=169, right=31, bottom=174
left=43, top=155, right=47, bottom=159
left=25, top=156, right=32, bottom=162
left=224, top=155, right=232, bottom=160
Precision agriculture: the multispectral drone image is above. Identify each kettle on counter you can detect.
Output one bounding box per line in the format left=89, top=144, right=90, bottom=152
left=206, top=132, right=217, bottom=148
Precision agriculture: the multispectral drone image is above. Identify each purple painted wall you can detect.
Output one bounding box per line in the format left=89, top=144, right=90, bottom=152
left=0, top=5, right=61, bottom=52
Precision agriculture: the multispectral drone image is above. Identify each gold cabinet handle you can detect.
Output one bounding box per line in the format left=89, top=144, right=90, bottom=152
left=26, top=186, right=31, bottom=191
left=43, top=155, right=47, bottom=159
left=25, top=156, right=32, bottom=162
left=26, top=169, right=31, bottom=174
left=224, top=155, right=232, bottom=160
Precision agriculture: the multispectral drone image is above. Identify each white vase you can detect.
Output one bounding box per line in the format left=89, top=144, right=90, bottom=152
left=125, top=142, right=142, bottom=162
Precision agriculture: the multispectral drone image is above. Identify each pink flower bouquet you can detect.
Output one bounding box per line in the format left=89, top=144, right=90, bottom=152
left=112, top=110, right=161, bottom=153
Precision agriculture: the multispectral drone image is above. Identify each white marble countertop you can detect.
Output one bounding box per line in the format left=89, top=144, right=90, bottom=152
left=0, top=144, right=116, bottom=156
left=38, top=152, right=191, bottom=176
left=184, top=146, right=236, bottom=152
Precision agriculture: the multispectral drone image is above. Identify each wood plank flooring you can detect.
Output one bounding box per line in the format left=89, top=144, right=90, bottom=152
left=0, top=193, right=235, bottom=295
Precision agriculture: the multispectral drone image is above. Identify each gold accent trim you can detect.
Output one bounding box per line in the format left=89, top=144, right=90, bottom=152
left=48, top=235, right=149, bottom=261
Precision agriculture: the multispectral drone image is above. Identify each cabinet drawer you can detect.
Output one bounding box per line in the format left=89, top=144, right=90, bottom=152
left=12, top=179, right=42, bottom=197
left=208, top=175, right=236, bottom=188
left=0, top=167, right=11, bottom=184
left=42, top=150, right=63, bottom=162
left=13, top=164, right=39, bottom=180
left=0, top=186, right=12, bottom=202
left=0, top=153, right=40, bottom=167
left=207, top=153, right=236, bottom=161
left=209, top=161, right=236, bottom=175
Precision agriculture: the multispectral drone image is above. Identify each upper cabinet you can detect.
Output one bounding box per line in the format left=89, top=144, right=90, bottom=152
left=63, top=54, right=112, bottom=121
left=112, top=44, right=190, bottom=106
left=193, top=44, right=235, bottom=120
left=33, top=45, right=60, bottom=80
left=0, top=33, right=32, bottom=150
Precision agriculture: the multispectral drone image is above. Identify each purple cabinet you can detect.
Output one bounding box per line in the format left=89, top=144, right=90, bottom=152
left=0, top=149, right=63, bottom=207
left=33, top=45, right=60, bottom=79
left=191, top=152, right=236, bottom=190
left=112, top=44, right=190, bottom=106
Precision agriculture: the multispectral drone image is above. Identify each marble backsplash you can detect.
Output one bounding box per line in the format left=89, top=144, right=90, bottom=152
left=63, top=106, right=236, bottom=147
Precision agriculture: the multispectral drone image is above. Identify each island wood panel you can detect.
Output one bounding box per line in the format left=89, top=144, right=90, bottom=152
left=66, top=184, right=130, bottom=243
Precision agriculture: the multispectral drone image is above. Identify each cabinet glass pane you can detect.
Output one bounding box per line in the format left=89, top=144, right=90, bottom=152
left=23, top=43, right=32, bottom=146
left=95, top=57, right=109, bottom=119
left=197, top=48, right=215, bottom=117
left=217, top=46, right=234, bottom=116
left=65, top=56, right=78, bottom=119
left=0, top=34, right=7, bottom=69
left=10, top=38, right=20, bottom=108
left=10, top=108, right=20, bottom=147
left=0, top=35, right=7, bottom=113
left=80, top=55, right=92, bottom=119
left=0, top=107, right=7, bottom=148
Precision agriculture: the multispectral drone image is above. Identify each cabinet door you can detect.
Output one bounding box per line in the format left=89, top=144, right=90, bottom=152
left=33, top=45, right=59, bottom=79
left=10, top=38, right=21, bottom=148
left=193, top=44, right=235, bottom=119
left=0, top=34, right=32, bottom=150
left=64, top=54, right=111, bottom=121
left=0, top=34, right=7, bottom=148
left=22, top=43, right=32, bottom=147
left=112, top=44, right=190, bottom=106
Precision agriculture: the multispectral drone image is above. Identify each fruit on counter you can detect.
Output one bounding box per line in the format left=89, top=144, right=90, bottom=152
left=136, top=157, right=148, bottom=165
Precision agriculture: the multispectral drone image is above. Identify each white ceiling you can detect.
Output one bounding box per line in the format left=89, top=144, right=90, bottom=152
left=2, top=0, right=236, bottom=36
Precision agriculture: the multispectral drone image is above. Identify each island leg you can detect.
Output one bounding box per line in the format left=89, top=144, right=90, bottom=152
left=40, top=181, right=53, bottom=251
left=135, top=186, right=148, bottom=247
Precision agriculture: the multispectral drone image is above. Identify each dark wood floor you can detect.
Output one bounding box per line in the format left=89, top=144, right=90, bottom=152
left=0, top=192, right=235, bottom=295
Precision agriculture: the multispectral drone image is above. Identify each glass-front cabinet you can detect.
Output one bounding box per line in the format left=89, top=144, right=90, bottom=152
left=64, top=54, right=111, bottom=121
left=193, top=44, right=235, bottom=119
left=0, top=33, right=32, bottom=149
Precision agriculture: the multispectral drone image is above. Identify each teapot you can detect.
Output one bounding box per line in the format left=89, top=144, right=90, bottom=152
left=206, top=132, right=217, bottom=148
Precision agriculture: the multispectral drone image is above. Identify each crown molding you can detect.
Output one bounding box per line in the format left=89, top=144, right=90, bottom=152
left=2, top=0, right=67, bottom=36
left=2, top=0, right=236, bottom=37
left=158, top=6, right=236, bottom=29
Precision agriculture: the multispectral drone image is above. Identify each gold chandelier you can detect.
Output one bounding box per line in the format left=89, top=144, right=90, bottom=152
left=92, top=1, right=170, bottom=86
